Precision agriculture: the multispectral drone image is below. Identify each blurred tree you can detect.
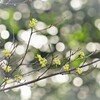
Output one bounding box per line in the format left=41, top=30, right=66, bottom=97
left=0, top=0, right=100, bottom=100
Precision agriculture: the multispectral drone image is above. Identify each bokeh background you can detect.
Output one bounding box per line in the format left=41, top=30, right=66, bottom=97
left=0, top=0, right=100, bottom=100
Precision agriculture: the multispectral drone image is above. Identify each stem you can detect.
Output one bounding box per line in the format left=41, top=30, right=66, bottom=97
left=11, top=28, right=33, bottom=74
left=0, top=59, right=100, bottom=92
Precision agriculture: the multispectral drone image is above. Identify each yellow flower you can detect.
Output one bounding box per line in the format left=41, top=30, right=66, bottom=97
left=2, top=66, right=12, bottom=72
left=40, top=58, right=47, bottom=67
left=29, top=18, right=38, bottom=28
left=2, top=49, right=11, bottom=57
left=14, top=75, right=22, bottom=81
left=63, top=64, right=70, bottom=71
left=53, top=58, right=61, bottom=66
left=76, top=68, right=82, bottom=74
left=5, top=78, right=10, bottom=84
left=78, top=51, right=85, bottom=59
left=37, top=54, right=42, bottom=60
left=37, top=54, right=47, bottom=68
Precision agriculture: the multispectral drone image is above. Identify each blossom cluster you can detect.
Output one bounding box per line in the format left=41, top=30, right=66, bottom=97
left=29, top=18, right=38, bottom=28
left=37, top=54, right=47, bottom=68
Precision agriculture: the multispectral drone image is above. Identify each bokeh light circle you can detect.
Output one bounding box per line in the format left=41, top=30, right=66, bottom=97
left=73, top=77, right=83, bottom=87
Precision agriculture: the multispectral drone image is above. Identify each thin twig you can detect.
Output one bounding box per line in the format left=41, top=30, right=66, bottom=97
left=0, top=59, right=100, bottom=92
left=11, top=28, right=33, bottom=74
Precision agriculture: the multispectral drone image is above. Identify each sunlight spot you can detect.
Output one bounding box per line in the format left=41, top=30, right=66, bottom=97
left=77, top=87, right=89, bottom=100
left=92, top=58, right=100, bottom=69
left=95, top=19, right=100, bottom=30
left=33, top=0, right=43, bottom=9
left=37, top=79, right=47, bottom=87
left=4, top=42, right=14, bottom=50
left=86, top=42, right=97, bottom=52
left=49, top=36, right=59, bottom=44
left=15, top=45, right=25, bottom=55
left=20, top=86, right=31, bottom=100
left=35, top=21, right=46, bottom=30
left=73, top=77, right=83, bottom=87
left=70, top=0, right=83, bottom=10
left=80, top=63, right=89, bottom=72
left=0, top=24, right=6, bottom=33
left=56, top=42, right=65, bottom=52
left=51, top=74, right=69, bottom=84
left=30, top=35, right=48, bottom=49
left=13, top=11, right=22, bottom=21
left=47, top=26, right=58, bottom=35
left=1, top=30, right=10, bottom=39
left=0, top=9, right=9, bottom=20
